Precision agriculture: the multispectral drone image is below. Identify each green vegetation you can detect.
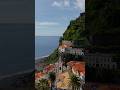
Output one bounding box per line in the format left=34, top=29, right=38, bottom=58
left=48, top=72, right=56, bottom=90
left=63, top=13, right=90, bottom=47
left=44, top=49, right=59, bottom=64
left=48, top=72, right=56, bottom=83
left=44, top=13, right=86, bottom=64
left=69, top=75, right=81, bottom=90
left=86, top=0, right=120, bottom=48
left=36, top=79, right=50, bottom=90
left=62, top=0, right=120, bottom=49
left=63, top=14, right=85, bottom=40
left=44, top=0, right=120, bottom=63
left=43, top=12, right=86, bottom=64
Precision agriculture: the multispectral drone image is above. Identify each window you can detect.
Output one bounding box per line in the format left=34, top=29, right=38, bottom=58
left=59, top=67, right=61, bottom=70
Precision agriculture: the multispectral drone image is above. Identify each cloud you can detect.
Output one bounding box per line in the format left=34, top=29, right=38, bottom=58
left=52, top=1, right=62, bottom=7
left=52, top=0, right=70, bottom=8
left=64, top=0, right=70, bottom=7
left=51, top=0, right=85, bottom=12
left=35, top=21, right=64, bottom=36
left=74, top=0, right=85, bottom=12
left=35, top=21, right=60, bottom=29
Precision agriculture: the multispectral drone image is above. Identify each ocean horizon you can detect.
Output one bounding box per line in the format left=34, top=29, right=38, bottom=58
left=35, top=36, right=60, bottom=60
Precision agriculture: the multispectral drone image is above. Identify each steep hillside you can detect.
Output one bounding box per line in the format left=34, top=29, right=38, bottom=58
left=44, top=14, right=85, bottom=64
left=63, top=13, right=90, bottom=47
left=63, top=13, right=85, bottom=40
left=45, top=0, right=120, bottom=63
left=63, top=0, right=120, bottom=52
left=86, top=0, right=120, bottom=53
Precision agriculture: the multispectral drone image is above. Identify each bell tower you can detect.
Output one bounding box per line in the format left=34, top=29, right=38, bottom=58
left=58, top=52, right=64, bottom=73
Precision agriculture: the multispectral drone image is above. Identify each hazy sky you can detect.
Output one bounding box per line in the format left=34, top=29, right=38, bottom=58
left=35, top=0, right=85, bottom=36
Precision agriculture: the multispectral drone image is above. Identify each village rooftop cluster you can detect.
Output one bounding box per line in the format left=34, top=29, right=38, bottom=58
left=35, top=40, right=85, bottom=90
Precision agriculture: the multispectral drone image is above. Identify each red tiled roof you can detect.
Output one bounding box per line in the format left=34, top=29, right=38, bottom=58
left=35, top=72, right=44, bottom=79
left=72, top=62, right=85, bottom=74
left=67, top=61, right=85, bottom=74
left=44, top=64, right=55, bottom=73
left=67, top=61, right=77, bottom=66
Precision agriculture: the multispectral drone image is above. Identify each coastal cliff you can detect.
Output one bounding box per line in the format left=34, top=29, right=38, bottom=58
left=44, top=0, right=120, bottom=62
left=44, top=13, right=85, bottom=64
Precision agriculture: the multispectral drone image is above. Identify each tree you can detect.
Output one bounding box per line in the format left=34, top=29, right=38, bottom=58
left=48, top=72, right=56, bottom=90
left=36, top=79, right=49, bottom=90
left=69, top=75, right=82, bottom=90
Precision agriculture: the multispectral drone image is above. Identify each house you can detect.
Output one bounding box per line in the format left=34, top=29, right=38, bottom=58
left=35, top=72, right=46, bottom=83
left=56, top=71, right=71, bottom=90
left=59, top=45, right=84, bottom=55
left=35, top=72, right=44, bottom=79
left=67, top=61, right=85, bottom=80
left=84, top=53, right=117, bottom=69
left=55, top=56, right=66, bottom=74
left=58, top=44, right=72, bottom=53
left=59, top=40, right=84, bottom=55
left=35, top=62, right=45, bottom=71
left=43, top=64, right=55, bottom=74
left=59, top=40, right=72, bottom=53
left=62, top=40, right=73, bottom=47
left=64, top=48, right=84, bottom=55
left=59, top=40, right=74, bottom=53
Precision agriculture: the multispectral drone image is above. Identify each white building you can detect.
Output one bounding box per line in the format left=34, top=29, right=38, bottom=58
left=59, top=40, right=85, bottom=55
left=59, top=45, right=84, bottom=55
left=55, top=56, right=66, bottom=74
left=64, top=48, right=84, bottom=55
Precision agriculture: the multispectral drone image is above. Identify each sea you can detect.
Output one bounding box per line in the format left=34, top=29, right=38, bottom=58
left=0, top=35, right=59, bottom=78
left=35, top=36, right=60, bottom=60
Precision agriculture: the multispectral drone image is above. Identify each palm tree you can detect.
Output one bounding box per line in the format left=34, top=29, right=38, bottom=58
left=69, top=75, right=81, bottom=90
left=48, top=72, right=56, bottom=90
left=37, top=79, right=49, bottom=90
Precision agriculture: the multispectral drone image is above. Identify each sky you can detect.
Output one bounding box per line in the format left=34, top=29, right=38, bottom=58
left=35, top=0, right=85, bottom=36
